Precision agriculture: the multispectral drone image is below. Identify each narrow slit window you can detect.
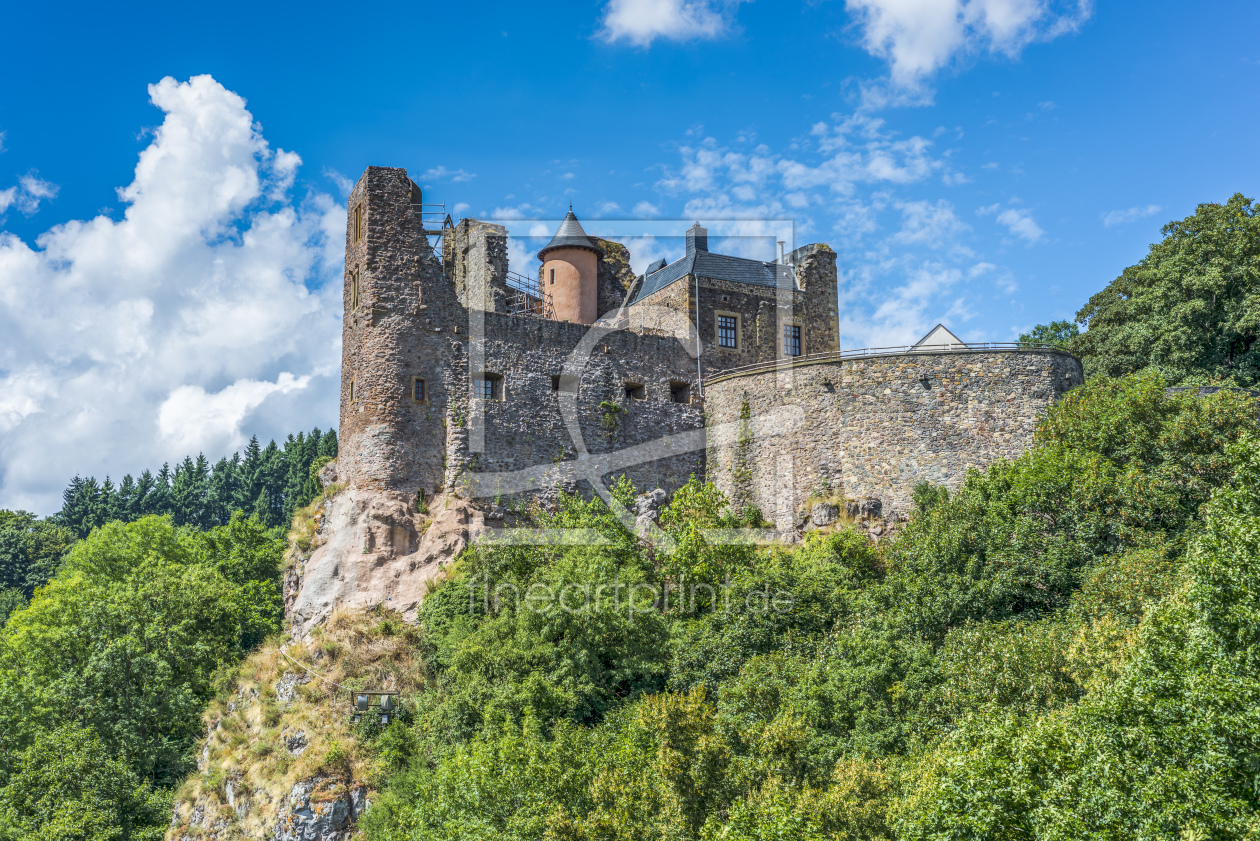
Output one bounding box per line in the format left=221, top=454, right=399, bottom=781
left=551, top=375, right=562, bottom=392
left=349, top=267, right=360, bottom=309
left=717, top=314, right=738, bottom=348
left=412, top=377, right=426, bottom=402
left=349, top=377, right=357, bottom=402
left=549, top=268, right=556, bottom=285
left=783, top=324, right=802, bottom=357
left=352, top=202, right=365, bottom=244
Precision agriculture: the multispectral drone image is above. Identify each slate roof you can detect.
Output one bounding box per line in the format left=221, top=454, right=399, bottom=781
left=537, top=211, right=599, bottom=259
left=631, top=251, right=794, bottom=303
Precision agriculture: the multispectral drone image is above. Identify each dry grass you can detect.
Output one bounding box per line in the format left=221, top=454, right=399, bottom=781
left=288, top=482, right=345, bottom=555
left=166, top=604, right=425, bottom=839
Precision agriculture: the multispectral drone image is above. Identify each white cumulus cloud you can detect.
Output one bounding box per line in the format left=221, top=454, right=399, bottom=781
left=0, top=173, right=59, bottom=216
left=600, top=0, right=746, bottom=47
left=1102, top=204, right=1162, bottom=228
left=845, top=0, right=1092, bottom=87
left=978, top=202, right=1044, bottom=243
left=0, top=75, right=345, bottom=514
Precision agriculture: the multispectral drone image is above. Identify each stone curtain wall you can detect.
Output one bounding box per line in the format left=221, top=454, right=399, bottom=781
left=704, top=349, right=1085, bottom=528
left=451, top=312, right=705, bottom=504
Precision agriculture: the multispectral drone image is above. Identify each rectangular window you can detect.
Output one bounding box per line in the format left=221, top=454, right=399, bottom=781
left=717, top=314, right=738, bottom=349
left=352, top=202, right=364, bottom=243
left=624, top=382, right=645, bottom=400
left=411, top=377, right=426, bottom=403
left=783, top=324, right=801, bottom=357
left=349, top=267, right=360, bottom=309
left=551, top=375, right=562, bottom=392
left=473, top=374, right=502, bottom=400
left=670, top=381, right=691, bottom=404
left=349, top=377, right=357, bottom=402
left=549, top=268, right=556, bottom=285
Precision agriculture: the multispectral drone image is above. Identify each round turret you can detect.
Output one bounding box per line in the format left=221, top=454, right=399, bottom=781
left=538, top=209, right=599, bottom=324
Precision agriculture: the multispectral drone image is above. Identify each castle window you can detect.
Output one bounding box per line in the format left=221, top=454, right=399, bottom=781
left=411, top=377, right=427, bottom=403
left=474, top=374, right=503, bottom=400
left=352, top=202, right=365, bottom=243
left=549, top=268, right=556, bottom=285
left=716, top=313, right=739, bottom=349
left=783, top=324, right=802, bottom=357
left=670, top=381, right=691, bottom=404
left=349, top=377, right=357, bottom=402
left=349, top=267, right=360, bottom=309
left=624, top=382, right=645, bottom=400
left=551, top=375, right=562, bottom=392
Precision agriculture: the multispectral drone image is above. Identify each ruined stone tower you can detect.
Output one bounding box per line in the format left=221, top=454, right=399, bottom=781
left=338, top=166, right=454, bottom=500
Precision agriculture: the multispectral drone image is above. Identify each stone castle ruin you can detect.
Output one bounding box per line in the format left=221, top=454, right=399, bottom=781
left=286, top=166, right=1084, bottom=632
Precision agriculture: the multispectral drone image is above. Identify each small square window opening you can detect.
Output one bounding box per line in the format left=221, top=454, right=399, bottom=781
left=670, top=381, right=691, bottom=404
left=624, top=383, right=646, bottom=400
left=473, top=374, right=503, bottom=400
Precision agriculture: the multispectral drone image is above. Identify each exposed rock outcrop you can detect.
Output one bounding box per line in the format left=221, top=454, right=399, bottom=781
left=273, top=777, right=366, bottom=841
left=285, top=481, right=490, bottom=638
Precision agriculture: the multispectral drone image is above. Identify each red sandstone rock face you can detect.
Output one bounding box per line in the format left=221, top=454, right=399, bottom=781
left=286, top=486, right=487, bottom=638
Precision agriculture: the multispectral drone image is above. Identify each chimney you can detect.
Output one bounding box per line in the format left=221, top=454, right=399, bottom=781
left=686, top=222, right=708, bottom=255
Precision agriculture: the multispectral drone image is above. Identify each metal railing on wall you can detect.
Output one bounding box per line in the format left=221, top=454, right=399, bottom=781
left=707, top=341, right=1063, bottom=381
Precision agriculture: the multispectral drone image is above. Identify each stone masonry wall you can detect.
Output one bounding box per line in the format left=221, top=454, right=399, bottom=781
left=340, top=167, right=464, bottom=498
left=340, top=167, right=705, bottom=507
left=627, top=244, right=839, bottom=378
left=704, top=349, right=1085, bottom=529
left=451, top=311, right=705, bottom=504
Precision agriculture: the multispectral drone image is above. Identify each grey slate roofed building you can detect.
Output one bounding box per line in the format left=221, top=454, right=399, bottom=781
left=631, top=223, right=795, bottom=303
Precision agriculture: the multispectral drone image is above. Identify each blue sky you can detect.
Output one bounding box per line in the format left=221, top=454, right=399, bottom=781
left=1, top=0, right=1258, bottom=512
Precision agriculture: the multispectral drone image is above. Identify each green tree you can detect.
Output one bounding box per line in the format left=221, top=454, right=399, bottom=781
left=893, top=435, right=1260, bottom=839
left=1072, top=193, right=1260, bottom=385
left=0, top=725, right=166, bottom=841
left=1018, top=319, right=1080, bottom=350
left=0, top=515, right=284, bottom=788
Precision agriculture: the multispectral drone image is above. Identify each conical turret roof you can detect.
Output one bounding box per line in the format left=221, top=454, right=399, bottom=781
left=537, top=209, right=599, bottom=260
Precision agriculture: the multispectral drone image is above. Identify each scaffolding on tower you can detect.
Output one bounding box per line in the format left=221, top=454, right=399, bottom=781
left=505, top=270, right=555, bottom=319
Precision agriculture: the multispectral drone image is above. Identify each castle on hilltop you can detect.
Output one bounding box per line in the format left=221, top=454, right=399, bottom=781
left=336, top=166, right=1084, bottom=532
